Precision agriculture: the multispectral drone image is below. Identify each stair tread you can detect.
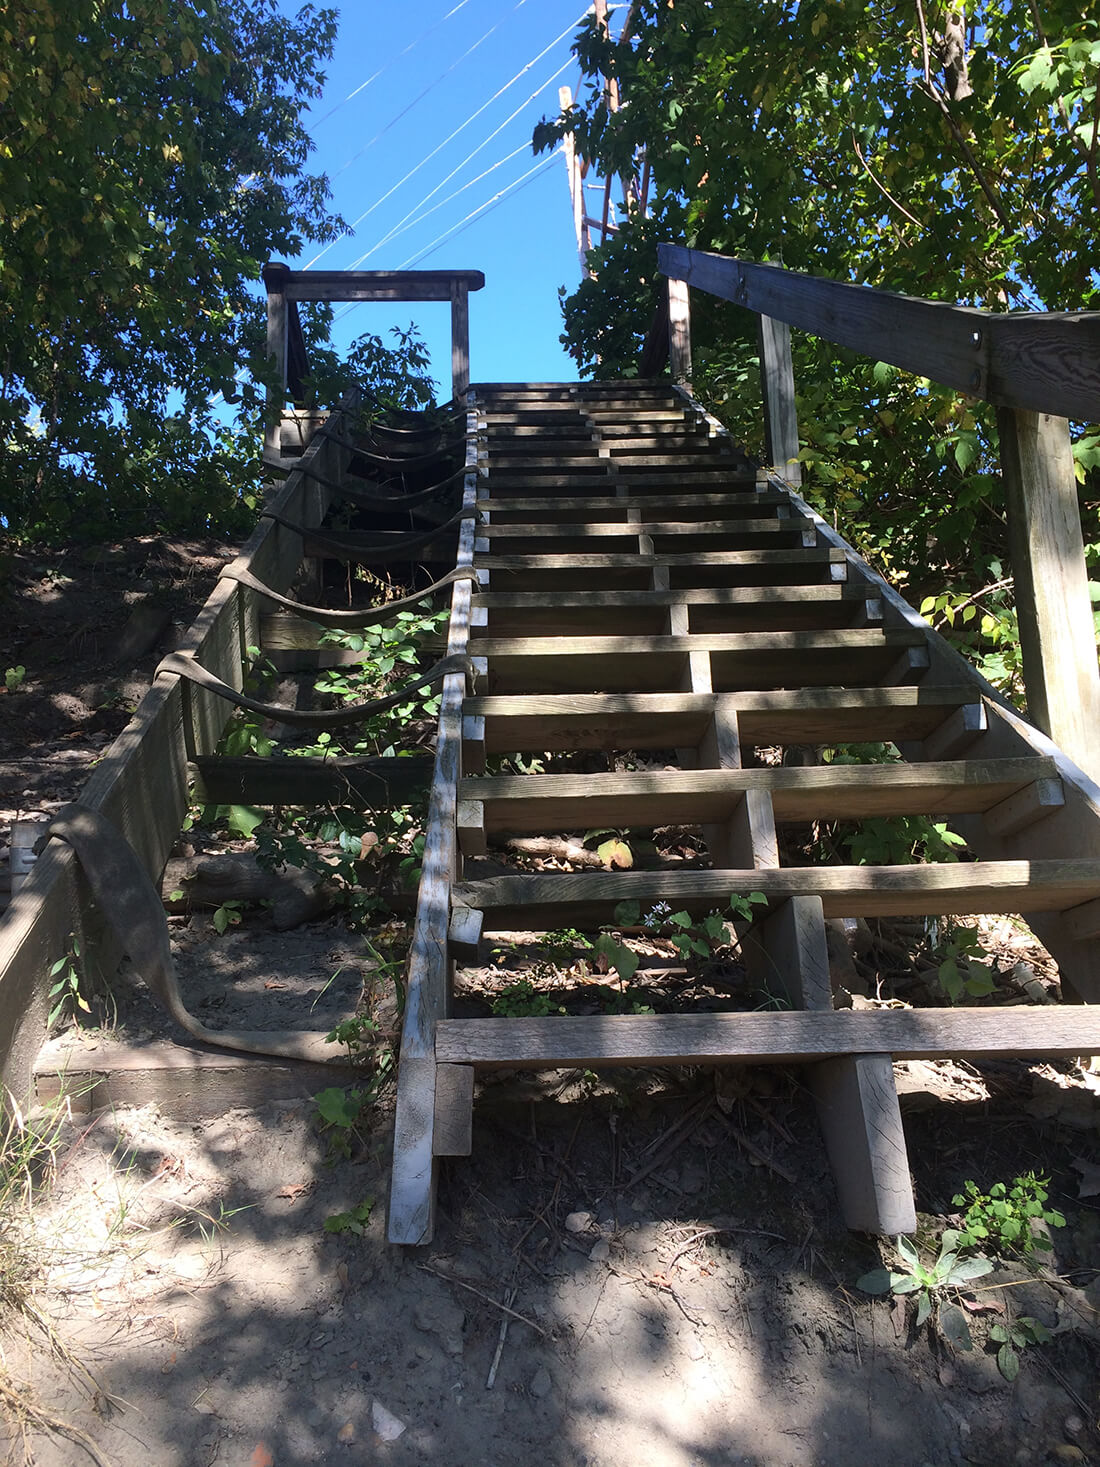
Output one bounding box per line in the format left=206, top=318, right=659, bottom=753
left=473, top=586, right=872, bottom=609
left=435, top=1008, right=1100, bottom=1068
left=477, top=548, right=846, bottom=568
left=464, top=686, right=979, bottom=751
left=453, top=859, right=1100, bottom=927
left=479, top=517, right=808, bottom=538
left=470, top=629, right=919, bottom=655
left=478, top=493, right=787, bottom=513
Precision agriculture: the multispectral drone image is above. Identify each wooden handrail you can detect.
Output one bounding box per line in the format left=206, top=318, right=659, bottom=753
left=654, top=240, right=1100, bottom=783
left=657, top=243, right=1100, bottom=421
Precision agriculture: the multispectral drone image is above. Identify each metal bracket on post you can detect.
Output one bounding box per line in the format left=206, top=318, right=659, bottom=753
left=668, top=277, right=692, bottom=388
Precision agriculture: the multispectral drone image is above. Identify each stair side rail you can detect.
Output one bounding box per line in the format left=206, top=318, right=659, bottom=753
left=653, top=243, right=1100, bottom=785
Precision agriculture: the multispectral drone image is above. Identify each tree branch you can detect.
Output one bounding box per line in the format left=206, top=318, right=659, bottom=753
left=852, top=135, right=925, bottom=229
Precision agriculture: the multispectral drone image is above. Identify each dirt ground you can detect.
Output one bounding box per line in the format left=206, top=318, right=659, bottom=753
left=2, top=540, right=1100, bottom=1467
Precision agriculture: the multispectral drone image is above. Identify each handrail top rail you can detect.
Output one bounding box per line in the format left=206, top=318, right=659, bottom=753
left=263, top=262, right=485, bottom=304
left=657, top=243, right=1099, bottom=420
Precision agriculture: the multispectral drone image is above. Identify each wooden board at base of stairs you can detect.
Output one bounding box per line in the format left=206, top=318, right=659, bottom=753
left=34, top=1037, right=358, bottom=1122
left=453, top=860, right=1100, bottom=929
left=435, top=1007, right=1100, bottom=1070
left=463, top=686, right=983, bottom=753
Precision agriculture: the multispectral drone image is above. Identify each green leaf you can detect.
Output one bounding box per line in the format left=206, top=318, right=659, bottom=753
left=997, top=1343, right=1019, bottom=1381
left=855, top=1267, right=892, bottom=1294
left=939, top=1303, right=973, bottom=1352
left=226, top=804, right=264, bottom=839
left=914, top=1291, right=932, bottom=1328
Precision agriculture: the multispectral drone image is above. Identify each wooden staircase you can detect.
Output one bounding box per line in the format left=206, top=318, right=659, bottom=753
left=388, top=377, right=1100, bottom=1246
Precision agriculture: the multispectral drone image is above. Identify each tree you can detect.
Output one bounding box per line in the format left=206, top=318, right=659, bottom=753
left=0, top=0, right=344, bottom=541
left=534, top=0, right=1100, bottom=694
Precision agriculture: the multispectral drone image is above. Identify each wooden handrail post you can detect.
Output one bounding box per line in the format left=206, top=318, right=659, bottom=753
left=451, top=279, right=470, bottom=401
left=758, top=313, right=801, bottom=485
left=668, top=276, right=692, bottom=387
left=262, top=261, right=290, bottom=461
left=997, top=407, right=1100, bottom=782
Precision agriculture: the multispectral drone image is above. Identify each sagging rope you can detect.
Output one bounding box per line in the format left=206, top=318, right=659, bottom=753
left=219, top=563, right=480, bottom=630
left=157, top=649, right=478, bottom=728
left=261, top=504, right=477, bottom=563
left=291, top=458, right=476, bottom=510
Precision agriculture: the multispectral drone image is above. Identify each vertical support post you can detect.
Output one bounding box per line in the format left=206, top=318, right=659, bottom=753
left=261, top=261, right=290, bottom=462
left=559, top=86, right=591, bottom=276
left=451, top=279, right=470, bottom=402
left=758, top=314, right=801, bottom=485
left=997, top=407, right=1100, bottom=783
left=668, top=277, right=692, bottom=388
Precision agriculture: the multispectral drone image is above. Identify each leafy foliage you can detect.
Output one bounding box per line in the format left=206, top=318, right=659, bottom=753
left=857, top=1233, right=992, bottom=1344
left=949, top=1175, right=1067, bottom=1256
left=537, top=0, right=1100, bottom=693
left=0, top=0, right=344, bottom=542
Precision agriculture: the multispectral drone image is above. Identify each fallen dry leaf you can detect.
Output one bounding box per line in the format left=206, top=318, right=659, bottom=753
left=249, top=1445, right=275, bottom=1467
left=274, top=1181, right=312, bottom=1201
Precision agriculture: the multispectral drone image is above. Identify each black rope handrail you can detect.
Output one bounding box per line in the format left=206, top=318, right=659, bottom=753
left=261, top=504, right=476, bottom=563
left=291, top=458, right=473, bottom=510
left=219, top=564, right=480, bottom=628
left=157, top=650, right=478, bottom=727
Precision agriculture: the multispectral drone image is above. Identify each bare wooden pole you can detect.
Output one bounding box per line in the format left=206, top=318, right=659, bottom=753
left=559, top=86, right=591, bottom=276
left=451, top=279, right=470, bottom=400
left=998, top=407, right=1100, bottom=782
left=758, top=314, right=801, bottom=485
left=262, top=261, right=290, bottom=461
left=668, top=277, right=692, bottom=386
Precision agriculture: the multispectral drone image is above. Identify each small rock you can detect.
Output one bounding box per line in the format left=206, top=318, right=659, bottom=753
left=565, top=1211, right=595, bottom=1234
left=413, top=1294, right=465, bottom=1357
left=193, top=1397, right=217, bottom=1416
left=337, top=1421, right=357, bottom=1445
left=588, top=1240, right=610, bottom=1262
left=530, top=1366, right=553, bottom=1399
left=1064, top=1415, right=1086, bottom=1443
left=1051, top=1447, right=1086, bottom=1465
left=371, top=1401, right=406, bottom=1442
left=686, top=1335, right=706, bottom=1361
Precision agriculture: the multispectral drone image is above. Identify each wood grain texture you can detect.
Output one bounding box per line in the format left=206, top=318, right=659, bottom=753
left=998, top=408, right=1100, bottom=783
left=459, top=759, right=1058, bottom=834
left=758, top=314, right=801, bottom=484
left=453, top=860, right=1100, bottom=930
left=659, top=244, right=1100, bottom=417
left=436, top=1007, right=1100, bottom=1068
left=389, top=400, right=481, bottom=1246
left=808, top=1055, right=917, bottom=1234
left=280, top=268, right=485, bottom=302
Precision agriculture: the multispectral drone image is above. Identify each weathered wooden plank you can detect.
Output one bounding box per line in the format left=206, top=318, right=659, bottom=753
left=983, top=777, right=1065, bottom=839
left=478, top=517, right=805, bottom=540
left=389, top=402, right=481, bottom=1247
left=457, top=760, right=1057, bottom=840
left=280, top=268, right=485, bottom=303
left=436, top=1006, right=1100, bottom=1069
left=659, top=244, right=1100, bottom=417
left=454, top=860, right=1100, bottom=930
left=432, top=1064, right=475, bottom=1156
left=34, top=1038, right=356, bottom=1121
left=467, top=685, right=985, bottom=752
left=809, top=1055, right=917, bottom=1234
left=758, top=314, right=801, bottom=485
left=998, top=408, right=1100, bottom=784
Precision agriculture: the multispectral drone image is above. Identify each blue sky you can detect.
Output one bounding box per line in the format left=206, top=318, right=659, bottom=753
left=281, top=0, right=620, bottom=391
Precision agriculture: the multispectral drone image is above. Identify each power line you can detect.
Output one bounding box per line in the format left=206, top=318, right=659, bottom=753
left=306, top=12, right=584, bottom=274
left=399, top=149, right=562, bottom=269
left=351, top=56, right=575, bottom=267
left=328, top=0, right=531, bottom=185
left=306, top=0, right=475, bottom=133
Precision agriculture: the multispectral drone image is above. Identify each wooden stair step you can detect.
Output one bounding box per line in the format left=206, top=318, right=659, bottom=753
left=484, top=471, right=760, bottom=492
left=473, top=584, right=880, bottom=637
left=452, top=860, right=1100, bottom=930
left=611, top=454, right=743, bottom=469
left=462, top=686, right=984, bottom=754
left=478, top=492, right=790, bottom=519
left=477, top=548, right=847, bottom=571
left=456, top=760, right=1060, bottom=848
left=435, top=1008, right=1100, bottom=1070
left=478, top=517, right=811, bottom=540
